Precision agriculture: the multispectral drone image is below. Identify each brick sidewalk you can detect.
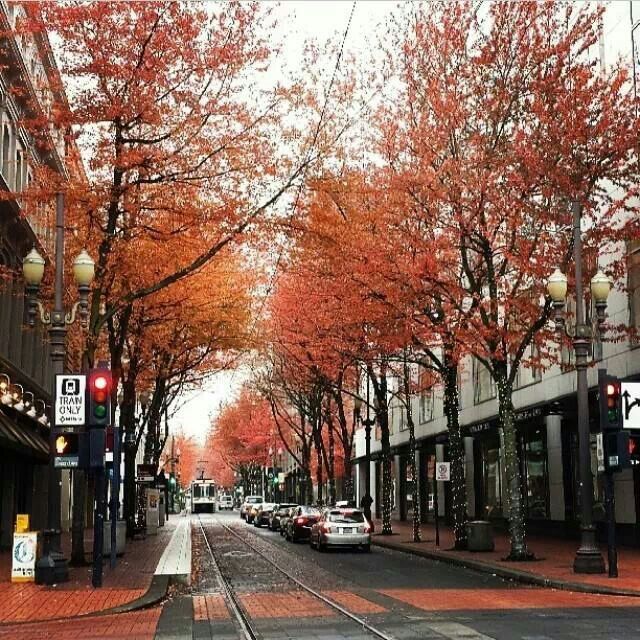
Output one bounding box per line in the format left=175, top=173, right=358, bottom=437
left=0, top=518, right=178, bottom=624
left=372, top=518, right=640, bottom=595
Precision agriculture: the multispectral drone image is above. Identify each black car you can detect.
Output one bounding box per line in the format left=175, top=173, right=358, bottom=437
left=284, top=505, right=321, bottom=542
left=269, top=503, right=298, bottom=531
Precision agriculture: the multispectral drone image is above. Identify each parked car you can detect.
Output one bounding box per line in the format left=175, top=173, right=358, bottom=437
left=284, top=505, right=321, bottom=542
left=310, top=508, right=371, bottom=552
left=241, top=496, right=264, bottom=522
left=269, top=503, right=298, bottom=531
left=279, top=506, right=296, bottom=537
left=218, top=495, right=233, bottom=511
left=254, top=502, right=277, bottom=527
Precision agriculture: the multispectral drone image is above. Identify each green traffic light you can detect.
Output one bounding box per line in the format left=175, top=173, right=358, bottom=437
left=94, top=405, right=107, bottom=419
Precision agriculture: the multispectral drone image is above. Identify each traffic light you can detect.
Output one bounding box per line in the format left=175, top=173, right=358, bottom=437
left=88, top=368, right=112, bottom=427
left=604, top=430, right=630, bottom=473
left=169, top=473, right=176, bottom=489
left=599, top=369, right=622, bottom=431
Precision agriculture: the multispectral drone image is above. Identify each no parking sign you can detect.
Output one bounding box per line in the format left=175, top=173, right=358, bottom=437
left=435, top=462, right=450, bottom=481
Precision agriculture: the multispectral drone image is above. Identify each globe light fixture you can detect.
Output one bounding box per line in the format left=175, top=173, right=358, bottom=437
left=22, top=247, right=46, bottom=286
left=72, top=249, right=95, bottom=287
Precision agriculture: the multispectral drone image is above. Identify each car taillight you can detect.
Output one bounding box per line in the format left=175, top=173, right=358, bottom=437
left=363, top=524, right=371, bottom=533
left=322, top=522, right=332, bottom=533
left=295, top=517, right=308, bottom=525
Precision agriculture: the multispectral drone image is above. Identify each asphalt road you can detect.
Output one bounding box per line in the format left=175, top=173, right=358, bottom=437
left=233, top=511, right=640, bottom=640
left=156, top=511, right=640, bottom=640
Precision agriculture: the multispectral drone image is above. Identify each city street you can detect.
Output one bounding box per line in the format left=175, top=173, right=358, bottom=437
left=154, top=512, right=640, bottom=640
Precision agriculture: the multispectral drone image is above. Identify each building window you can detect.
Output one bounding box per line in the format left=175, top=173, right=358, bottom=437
left=628, top=239, right=640, bottom=344
left=15, top=149, right=23, bottom=192
left=2, top=125, right=10, bottom=183
left=473, top=357, right=496, bottom=404
left=397, top=402, right=407, bottom=432
left=418, top=369, right=434, bottom=423
left=419, top=386, right=434, bottom=423
left=522, top=427, right=549, bottom=519
left=480, top=437, right=503, bottom=518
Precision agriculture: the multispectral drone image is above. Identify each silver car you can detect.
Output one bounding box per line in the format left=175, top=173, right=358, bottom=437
left=310, top=508, right=371, bottom=552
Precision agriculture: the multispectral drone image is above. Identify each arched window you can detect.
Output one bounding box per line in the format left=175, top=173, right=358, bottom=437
left=1, top=125, right=10, bottom=182
left=16, top=149, right=23, bottom=192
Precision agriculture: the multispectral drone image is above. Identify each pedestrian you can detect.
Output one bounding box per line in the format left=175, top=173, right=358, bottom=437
left=360, top=493, right=374, bottom=532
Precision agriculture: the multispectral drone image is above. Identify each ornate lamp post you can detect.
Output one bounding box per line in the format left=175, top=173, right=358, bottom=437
left=546, top=200, right=612, bottom=574
left=354, top=385, right=376, bottom=529
left=22, top=193, right=95, bottom=585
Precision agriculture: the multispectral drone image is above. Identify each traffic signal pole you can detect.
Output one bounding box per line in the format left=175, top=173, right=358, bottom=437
left=604, top=470, right=618, bottom=578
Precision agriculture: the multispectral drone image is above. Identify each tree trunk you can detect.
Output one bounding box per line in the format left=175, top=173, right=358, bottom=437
left=402, top=350, right=421, bottom=542
left=327, top=419, right=336, bottom=505
left=443, top=358, right=467, bottom=549
left=377, top=397, right=393, bottom=535
left=497, top=364, right=532, bottom=560
left=315, top=444, right=323, bottom=505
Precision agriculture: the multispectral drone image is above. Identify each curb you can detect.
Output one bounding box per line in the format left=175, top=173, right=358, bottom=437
left=0, top=574, right=171, bottom=627
left=371, top=537, right=640, bottom=598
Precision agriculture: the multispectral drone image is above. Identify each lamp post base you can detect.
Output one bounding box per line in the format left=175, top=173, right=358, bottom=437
left=573, top=527, right=605, bottom=574
left=35, top=529, right=69, bottom=585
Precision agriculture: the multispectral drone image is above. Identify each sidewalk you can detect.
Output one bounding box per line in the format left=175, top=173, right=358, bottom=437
left=0, top=516, right=178, bottom=625
left=372, top=518, right=640, bottom=596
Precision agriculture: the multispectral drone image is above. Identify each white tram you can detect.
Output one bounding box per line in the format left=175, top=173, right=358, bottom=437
left=190, top=479, right=217, bottom=513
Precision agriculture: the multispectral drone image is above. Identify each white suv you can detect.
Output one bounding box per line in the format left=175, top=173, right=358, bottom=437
left=218, top=495, right=233, bottom=510
left=241, top=496, right=264, bottom=521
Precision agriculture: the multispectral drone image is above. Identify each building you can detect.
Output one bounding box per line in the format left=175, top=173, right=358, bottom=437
left=352, top=1, right=640, bottom=545
left=0, top=0, right=72, bottom=547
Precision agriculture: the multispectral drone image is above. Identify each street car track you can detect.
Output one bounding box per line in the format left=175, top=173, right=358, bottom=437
left=197, top=515, right=397, bottom=640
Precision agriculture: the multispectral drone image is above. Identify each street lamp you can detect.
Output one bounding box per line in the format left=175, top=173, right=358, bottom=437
left=546, top=200, right=611, bottom=574
left=22, top=193, right=95, bottom=585
left=354, top=385, right=376, bottom=529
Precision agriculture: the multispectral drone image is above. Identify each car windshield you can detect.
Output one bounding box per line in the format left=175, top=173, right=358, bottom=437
left=279, top=504, right=297, bottom=512
left=300, top=506, right=320, bottom=515
left=328, top=511, right=365, bottom=523
left=247, top=497, right=262, bottom=504
left=263, top=503, right=276, bottom=509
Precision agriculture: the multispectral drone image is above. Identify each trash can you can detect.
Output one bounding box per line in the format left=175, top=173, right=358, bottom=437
left=466, top=520, right=494, bottom=551
left=103, top=520, right=126, bottom=556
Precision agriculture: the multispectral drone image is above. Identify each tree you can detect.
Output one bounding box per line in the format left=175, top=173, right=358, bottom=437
left=382, top=0, right=640, bottom=558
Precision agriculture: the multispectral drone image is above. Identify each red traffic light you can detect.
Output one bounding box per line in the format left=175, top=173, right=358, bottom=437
left=93, top=375, right=109, bottom=391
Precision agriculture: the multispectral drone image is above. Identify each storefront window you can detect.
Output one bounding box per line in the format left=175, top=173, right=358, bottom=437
left=523, top=428, right=548, bottom=519
left=481, top=440, right=503, bottom=518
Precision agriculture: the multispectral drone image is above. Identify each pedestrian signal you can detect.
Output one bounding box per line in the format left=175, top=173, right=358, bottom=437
left=53, top=431, right=81, bottom=468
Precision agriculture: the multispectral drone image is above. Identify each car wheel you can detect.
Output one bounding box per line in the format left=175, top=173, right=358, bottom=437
left=362, top=544, right=371, bottom=553
left=318, top=541, right=326, bottom=552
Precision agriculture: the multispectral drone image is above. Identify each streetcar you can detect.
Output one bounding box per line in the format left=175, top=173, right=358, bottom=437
left=190, top=479, right=217, bottom=513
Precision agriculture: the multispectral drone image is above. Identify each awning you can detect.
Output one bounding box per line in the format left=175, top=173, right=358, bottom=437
left=0, top=408, right=48, bottom=460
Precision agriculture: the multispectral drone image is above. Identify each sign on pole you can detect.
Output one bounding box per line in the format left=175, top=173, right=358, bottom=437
left=622, top=382, right=640, bottom=430
left=55, top=375, right=86, bottom=427
left=435, top=461, right=450, bottom=482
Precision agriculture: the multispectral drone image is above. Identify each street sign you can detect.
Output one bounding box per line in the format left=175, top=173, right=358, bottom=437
left=278, top=472, right=285, bottom=483
left=435, top=462, right=450, bottom=481
left=54, top=375, right=86, bottom=427
left=596, top=432, right=605, bottom=472
left=622, top=382, right=640, bottom=429
left=137, top=463, right=156, bottom=483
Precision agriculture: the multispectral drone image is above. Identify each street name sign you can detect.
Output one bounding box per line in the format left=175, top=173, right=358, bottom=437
left=436, top=462, right=450, bottom=481
left=54, top=375, right=86, bottom=427
left=622, top=382, right=640, bottom=430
